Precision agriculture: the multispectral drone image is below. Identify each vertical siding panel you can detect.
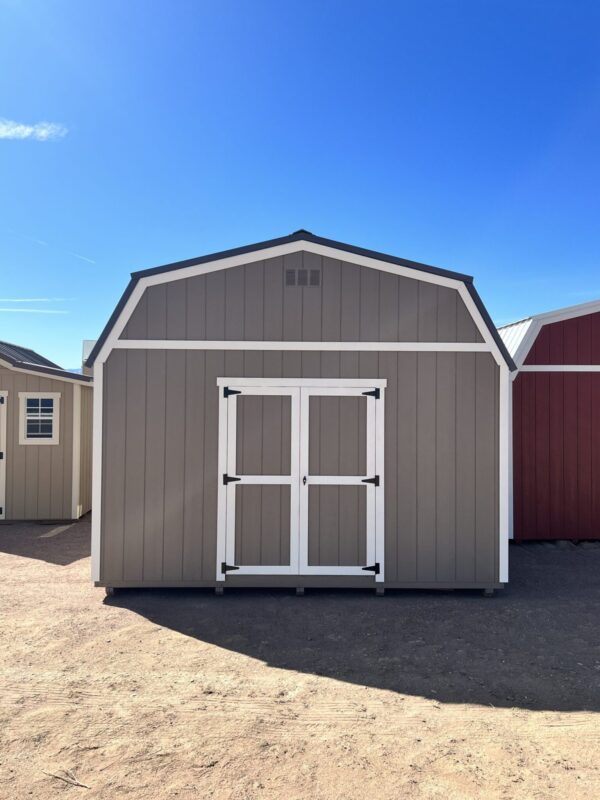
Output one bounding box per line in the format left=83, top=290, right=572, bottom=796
left=186, top=276, right=207, bottom=339
left=379, top=272, right=399, bottom=342
left=548, top=373, right=564, bottom=539
left=548, top=322, right=564, bottom=364
left=320, top=259, right=341, bottom=374
left=455, top=353, right=476, bottom=582
left=63, top=382, right=74, bottom=518
left=380, top=352, right=398, bottom=582
left=341, top=263, right=360, bottom=340
left=591, top=375, right=600, bottom=534
left=183, top=351, right=205, bottom=580
left=322, top=258, right=342, bottom=342
left=166, top=280, right=187, bottom=339
left=396, top=352, right=418, bottom=581
left=263, top=256, right=284, bottom=342
left=397, top=277, right=419, bottom=341
left=163, top=351, right=186, bottom=580
left=146, top=285, right=167, bottom=338
left=577, top=315, right=592, bottom=365
left=577, top=373, right=592, bottom=538
left=456, top=295, right=480, bottom=343
left=205, top=272, right=226, bottom=340
left=563, top=319, right=578, bottom=363
left=359, top=266, right=379, bottom=341
left=224, top=266, right=245, bottom=341
left=563, top=374, right=578, bottom=537
left=122, top=289, right=149, bottom=339
left=474, top=354, right=496, bottom=583
left=534, top=373, right=550, bottom=538
left=592, top=314, right=600, bottom=363
left=416, top=353, right=436, bottom=581
left=123, top=351, right=147, bottom=580
left=417, top=284, right=438, bottom=341
left=512, top=374, right=523, bottom=539
left=282, top=251, right=302, bottom=341
left=520, top=375, right=537, bottom=538
left=435, top=353, right=456, bottom=581
left=102, top=352, right=127, bottom=581
left=301, top=252, right=322, bottom=342
left=201, top=352, right=224, bottom=579
left=143, top=351, right=167, bottom=580
left=244, top=261, right=265, bottom=340
left=436, top=287, right=458, bottom=342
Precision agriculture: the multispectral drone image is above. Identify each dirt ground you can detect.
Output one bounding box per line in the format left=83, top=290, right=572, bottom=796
left=1, top=518, right=600, bottom=799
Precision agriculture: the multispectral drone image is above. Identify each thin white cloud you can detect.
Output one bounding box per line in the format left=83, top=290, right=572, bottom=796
left=0, top=308, right=69, bottom=314
left=0, top=297, right=75, bottom=302
left=67, top=251, right=96, bottom=264
left=0, top=118, right=68, bottom=141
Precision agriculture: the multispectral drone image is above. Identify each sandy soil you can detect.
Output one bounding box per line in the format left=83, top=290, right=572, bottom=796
left=1, top=518, right=600, bottom=799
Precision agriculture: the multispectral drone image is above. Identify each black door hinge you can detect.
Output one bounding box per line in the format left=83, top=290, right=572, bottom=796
left=362, top=562, right=380, bottom=574
left=221, top=562, right=240, bottom=573
left=223, top=387, right=242, bottom=398
left=0, top=452, right=3, bottom=460
left=223, top=474, right=241, bottom=485
left=0, top=396, right=4, bottom=404
left=361, top=475, right=380, bottom=487
left=362, top=388, right=380, bottom=399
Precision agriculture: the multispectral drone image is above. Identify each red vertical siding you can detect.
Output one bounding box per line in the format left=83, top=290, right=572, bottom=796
left=513, top=371, right=600, bottom=539
left=525, top=311, right=600, bottom=365
left=515, top=309, right=600, bottom=539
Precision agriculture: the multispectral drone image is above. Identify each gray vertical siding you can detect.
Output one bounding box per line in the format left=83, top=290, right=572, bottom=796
left=0, top=368, right=74, bottom=520
left=121, top=255, right=483, bottom=344
left=100, top=350, right=499, bottom=587
left=79, top=386, right=93, bottom=515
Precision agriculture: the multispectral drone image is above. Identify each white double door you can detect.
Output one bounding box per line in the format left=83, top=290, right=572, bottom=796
left=216, top=378, right=385, bottom=582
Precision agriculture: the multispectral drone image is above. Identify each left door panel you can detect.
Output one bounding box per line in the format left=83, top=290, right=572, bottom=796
left=219, top=387, right=300, bottom=578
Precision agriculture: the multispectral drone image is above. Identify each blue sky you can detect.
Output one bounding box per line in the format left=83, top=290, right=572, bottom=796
left=1, top=0, right=599, bottom=367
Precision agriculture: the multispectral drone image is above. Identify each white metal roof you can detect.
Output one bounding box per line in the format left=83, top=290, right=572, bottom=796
left=498, top=297, right=600, bottom=367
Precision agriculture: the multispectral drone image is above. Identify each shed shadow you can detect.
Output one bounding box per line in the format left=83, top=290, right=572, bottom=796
left=106, top=542, right=600, bottom=713
left=0, top=516, right=90, bottom=565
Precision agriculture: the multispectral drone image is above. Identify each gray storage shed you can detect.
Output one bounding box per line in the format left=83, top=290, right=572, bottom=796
left=87, top=231, right=513, bottom=593
left=0, top=341, right=93, bottom=521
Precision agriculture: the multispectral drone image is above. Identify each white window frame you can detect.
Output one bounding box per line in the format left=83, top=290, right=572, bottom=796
left=216, top=377, right=386, bottom=583
left=18, top=392, right=61, bottom=446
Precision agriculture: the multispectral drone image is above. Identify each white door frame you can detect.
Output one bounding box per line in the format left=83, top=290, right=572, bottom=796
left=0, top=391, right=6, bottom=520
left=216, top=378, right=386, bottom=582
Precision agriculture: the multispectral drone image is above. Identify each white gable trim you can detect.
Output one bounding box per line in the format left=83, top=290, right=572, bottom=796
left=502, top=296, right=600, bottom=369
left=93, top=239, right=506, bottom=368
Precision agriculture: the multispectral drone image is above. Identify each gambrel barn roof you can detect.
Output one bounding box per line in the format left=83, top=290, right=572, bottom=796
left=86, top=231, right=515, bottom=369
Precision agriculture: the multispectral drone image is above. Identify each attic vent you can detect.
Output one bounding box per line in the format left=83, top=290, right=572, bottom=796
left=284, top=269, right=321, bottom=288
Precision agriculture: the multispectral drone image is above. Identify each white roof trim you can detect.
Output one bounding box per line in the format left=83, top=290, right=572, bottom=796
left=95, top=239, right=508, bottom=369
left=498, top=296, right=600, bottom=368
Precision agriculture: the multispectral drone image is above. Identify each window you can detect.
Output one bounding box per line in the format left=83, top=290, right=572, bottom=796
left=19, top=392, right=61, bottom=445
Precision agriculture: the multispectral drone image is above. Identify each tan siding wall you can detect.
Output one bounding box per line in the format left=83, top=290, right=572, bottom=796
left=79, top=386, right=93, bottom=514
left=121, top=255, right=483, bottom=343
left=101, top=350, right=498, bottom=587
left=0, top=368, right=74, bottom=520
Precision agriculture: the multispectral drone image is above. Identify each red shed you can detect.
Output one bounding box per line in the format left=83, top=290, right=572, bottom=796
left=499, top=300, right=600, bottom=540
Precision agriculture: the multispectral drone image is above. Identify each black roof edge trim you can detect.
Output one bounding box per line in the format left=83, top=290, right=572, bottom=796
left=464, top=283, right=516, bottom=371
left=87, top=232, right=516, bottom=369
left=130, top=231, right=474, bottom=283
left=0, top=354, right=93, bottom=382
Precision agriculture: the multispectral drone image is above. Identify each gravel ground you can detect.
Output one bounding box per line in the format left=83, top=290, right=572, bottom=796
left=1, top=517, right=600, bottom=799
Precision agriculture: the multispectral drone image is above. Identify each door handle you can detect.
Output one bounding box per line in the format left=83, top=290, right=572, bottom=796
left=303, top=476, right=307, bottom=485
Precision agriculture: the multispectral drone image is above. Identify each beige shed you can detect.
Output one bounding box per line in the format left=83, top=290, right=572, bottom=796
left=87, top=231, right=514, bottom=594
left=0, top=341, right=93, bottom=521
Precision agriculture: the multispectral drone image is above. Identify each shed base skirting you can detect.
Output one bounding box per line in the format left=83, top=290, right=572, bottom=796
left=96, top=579, right=504, bottom=591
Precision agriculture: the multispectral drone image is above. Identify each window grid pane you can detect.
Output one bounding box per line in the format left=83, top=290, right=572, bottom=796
left=24, top=397, right=56, bottom=440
